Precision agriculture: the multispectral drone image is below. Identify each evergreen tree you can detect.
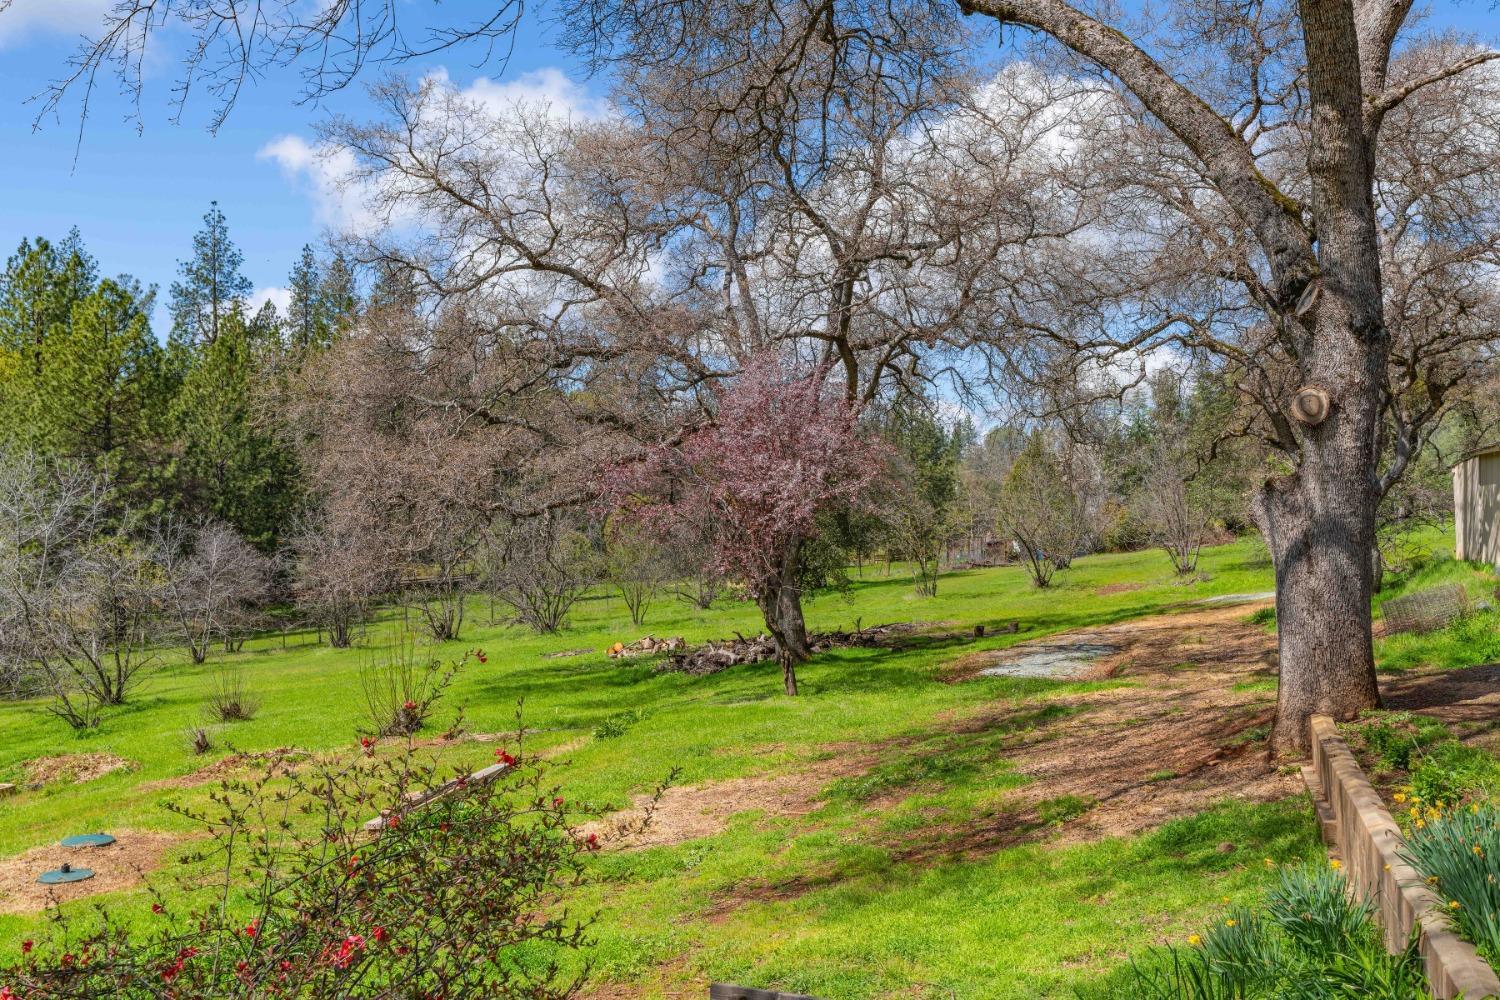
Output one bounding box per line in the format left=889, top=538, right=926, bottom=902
left=318, top=251, right=358, bottom=338
left=0, top=231, right=97, bottom=375
left=286, top=245, right=328, bottom=351
left=169, top=202, right=251, bottom=350
left=34, top=279, right=173, bottom=506
left=171, top=307, right=301, bottom=550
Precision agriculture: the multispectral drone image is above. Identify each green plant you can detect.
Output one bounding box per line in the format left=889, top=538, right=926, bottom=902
left=593, top=708, right=645, bottom=740
left=1409, top=742, right=1500, bottom=806
left=1246, top=607, right=1276, bottom=629
left=1080, top=865, right=1433, bottom=999
left=1348, top=711, right=1449, bottom=771
left=1263, top=862, right=1374, bottom=954
left=1402, top=802, right=1500, bottom=965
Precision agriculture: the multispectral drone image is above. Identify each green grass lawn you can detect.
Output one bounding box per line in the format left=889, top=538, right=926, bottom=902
left=1, top=534, right=1490, bottom=996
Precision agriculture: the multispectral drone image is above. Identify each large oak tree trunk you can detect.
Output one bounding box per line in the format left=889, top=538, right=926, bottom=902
left=757, top=538, right=812, bottom=695
left=1251, top=0, right=1389, bottom=754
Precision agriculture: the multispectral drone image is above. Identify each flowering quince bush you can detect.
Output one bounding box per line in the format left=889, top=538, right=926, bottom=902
left=603, top=354, right=888, bottom=691
left=0, top=722, right=645, bottom=1000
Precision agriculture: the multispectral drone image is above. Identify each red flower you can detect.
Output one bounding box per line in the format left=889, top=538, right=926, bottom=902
left=61, top=954, right=74, bottom=966
left=585, top=833, right=600, bottom=850
left=151, top=903, right=164, bottom=914
left=244, top=920, right=259, bottom=939
left=20, top=941, right=32, bottom=954
left=332, top=934, right=366, bottom=969
left=473, top=648, right=488, bottom=664
left=495, top=749, right=517, bottom=766
left=1, top=986, right=15, bottom=1000
left=403, top=700, right=417, bottom=711
left=371, top=925, right=388, bottom=944
left=554, top=796, right=566, bottom=809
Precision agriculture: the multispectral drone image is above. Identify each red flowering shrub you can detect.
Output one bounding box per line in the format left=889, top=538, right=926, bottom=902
left=0, top=723, right=643, bottom=999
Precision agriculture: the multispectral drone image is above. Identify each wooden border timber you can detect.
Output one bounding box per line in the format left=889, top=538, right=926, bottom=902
left=709, top=985, right=822, bottom=1000
left=1304, top=714, right=1500, bottom=998
left=361, top=761, right=511, bottom=833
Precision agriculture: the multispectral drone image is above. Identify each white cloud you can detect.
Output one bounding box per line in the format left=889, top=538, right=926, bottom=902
left=257, top=134, right=374, bottom=233
left=0, top=0, right=113, bottom=46
left=250, top=285, right=293, bottom=315
left=260, top=66, right=605, bottom=235
left=444, top=67, right=610, bottom=123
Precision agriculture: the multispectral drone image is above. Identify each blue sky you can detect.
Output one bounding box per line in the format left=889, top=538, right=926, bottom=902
left=0, top=1, right=597, bottom=331
left=1, top=0, right=1494, bottom=337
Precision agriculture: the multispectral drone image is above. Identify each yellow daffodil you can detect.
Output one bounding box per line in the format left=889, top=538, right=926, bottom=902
left=1188, top=934, right=1202, bottom=946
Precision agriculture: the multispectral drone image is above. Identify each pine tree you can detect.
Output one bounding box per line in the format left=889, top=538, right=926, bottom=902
left=171, top=307, right=301, bottom=549
left=318, top=251, right=358, bottom=338
left=34, top=278, right=173, bottom=504
left=0, top=231, right=97, bottom=375
left=286, top=245, right=328, bottom=352
left=169, top=202, right=252, bottom=350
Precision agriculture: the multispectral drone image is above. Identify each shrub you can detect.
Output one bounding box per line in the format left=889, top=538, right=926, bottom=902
left=359, top=642, right=463, bottom=738
left=1402, top=802, right=1500, bottom=965
left=1081, top=864, right=1431, bottom=999
left=184, top=725, right=214, bottom=755
left=1409, top=742, right=1500, bottom=806
left=0, top=731, right=640, bottom=999
left=205, top=662, right=260, bottom=722
left=592, top=709, right=644, bottom=740
left=1347, top=711, right=1450, bottom=771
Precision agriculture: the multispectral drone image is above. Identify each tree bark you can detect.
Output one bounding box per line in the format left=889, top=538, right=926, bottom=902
left=757, top=538, right=812, bottom=695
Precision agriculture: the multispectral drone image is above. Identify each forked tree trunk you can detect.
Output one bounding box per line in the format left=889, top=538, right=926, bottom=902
left=757, top=538, right=812, bottom=695
left=1248, top=0, right=1389, bottom=755
left=1255, top=295, right=1386, bottom=753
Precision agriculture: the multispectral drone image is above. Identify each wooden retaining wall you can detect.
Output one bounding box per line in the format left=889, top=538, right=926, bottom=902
left=1304, top=714, right=1500, bottom=998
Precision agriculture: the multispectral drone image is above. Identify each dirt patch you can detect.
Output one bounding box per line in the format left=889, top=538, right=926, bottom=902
left=905, top=601, right=1293, bottom=856
left=1382, top=664, right=1500, bottom=736
left=582, top=750, right=883, bottom=851
left=0, top=830, right=183, bottom=914
left=23, top=753, right=135, bottom=787
left=1097, top=582, right=1144, bottom=596
left=140, top=748, right=309, bottom=792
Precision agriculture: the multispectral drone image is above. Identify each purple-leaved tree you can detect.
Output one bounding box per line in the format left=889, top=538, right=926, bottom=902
left=609, top=356, right=885, bottom=695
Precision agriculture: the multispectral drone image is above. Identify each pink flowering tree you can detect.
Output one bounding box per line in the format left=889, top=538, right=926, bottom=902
left=608, top=355, right=886, bottom=695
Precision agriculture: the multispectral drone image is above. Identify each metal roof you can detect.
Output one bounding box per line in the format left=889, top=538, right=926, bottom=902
left=1453, top=443, right=1500, bottom=467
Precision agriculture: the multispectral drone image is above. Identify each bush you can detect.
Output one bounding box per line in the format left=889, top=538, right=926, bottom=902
left=1402, top=802, right=1500, bottom=966
left=205, top=662, right=260, bottom=722
left=359, top=642, right=463, bottom=738
left=1409, top=742, right=1500, bottom=806
left=1081, top=864, right=1431, bottom=999
left=1346, top=711, right=1450, bottom=771
left=0, top=732, right=638, bottom=1000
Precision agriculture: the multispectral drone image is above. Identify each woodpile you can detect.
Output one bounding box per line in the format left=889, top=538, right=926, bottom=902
left=657, top=621, right=951, bottom=676
left=607, top=635, right=688, bottom=659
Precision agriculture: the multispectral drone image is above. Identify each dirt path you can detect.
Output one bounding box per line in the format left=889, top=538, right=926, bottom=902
left=919, top=602, right=1292, bottom=854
